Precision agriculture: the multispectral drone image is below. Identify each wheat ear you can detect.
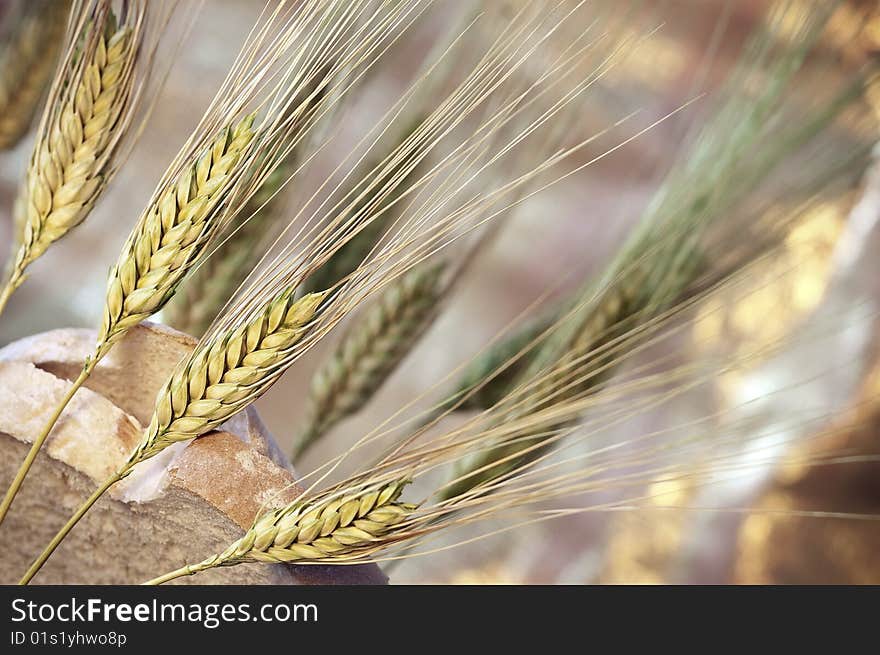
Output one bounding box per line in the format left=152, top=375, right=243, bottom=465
left=1, top=15, right=137, bottom=316
left=439, top=272, right=649, bottom=501
left=0, top=116, right=256, bottom=533
left=144, top=479, right=415, bottom=584
left=293, top=262, right=447, bottom=459
left=0, top=0, right=70, bottom=150
left=96, top=115, right=257, bottom=355
left=19, top=288, right=325, bottom=584
left=131, top=290, right=326, bottom=463
left=0, top=11, right=142, bottom=529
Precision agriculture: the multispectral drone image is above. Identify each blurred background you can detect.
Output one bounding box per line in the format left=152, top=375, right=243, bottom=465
left=1, top=0, right=878, bottom=583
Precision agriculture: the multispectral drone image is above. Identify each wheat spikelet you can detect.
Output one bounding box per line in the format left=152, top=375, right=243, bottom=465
left=130, top=289, right=326, bottom=464
left=145, top=478, right=414, bottom=583
left=0, top=0, right=70, bottom=150
left=294, top=261, right=446, bottom=459
left=164, top=161, right=291, bottom=337
left=2, top=9, right=138, bottom=309
left=95, top=115, right=256, bottom=357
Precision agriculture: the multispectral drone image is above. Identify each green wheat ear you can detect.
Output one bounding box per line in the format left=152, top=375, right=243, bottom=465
left=293, top=261, right=447, bottom=459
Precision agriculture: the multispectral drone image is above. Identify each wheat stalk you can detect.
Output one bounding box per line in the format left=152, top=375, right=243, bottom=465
left=293, top=261, right=447, bottom=459
left=0, top=5, right=140, bottom=316
left=144, top=478, right=415, bottom=584
left=0, top=0, right=70, bottom=150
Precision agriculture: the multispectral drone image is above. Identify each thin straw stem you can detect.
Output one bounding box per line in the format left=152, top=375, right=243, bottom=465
left=142, top=561, right=211, bottom=586
left=0, top=276, right=14, bottom=316
left=19, top=467, right=125, bottom=585
left=0, top=358, right=96, bottom=529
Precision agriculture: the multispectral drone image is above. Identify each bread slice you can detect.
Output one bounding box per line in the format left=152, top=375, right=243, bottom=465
left=0, top=323, right=385, bottom=585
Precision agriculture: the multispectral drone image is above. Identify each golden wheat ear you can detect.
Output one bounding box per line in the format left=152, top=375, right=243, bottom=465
left=96, top=115, right=258, bottom=356
left=0, top=0, right=161, bottom=533
left=133, top=289, right=327, bottom=463
left=1, top=0, right=147, bottom=316
left=144, top=478, right=414, bottom=584
left=0, top=0, right=71, bottom=151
